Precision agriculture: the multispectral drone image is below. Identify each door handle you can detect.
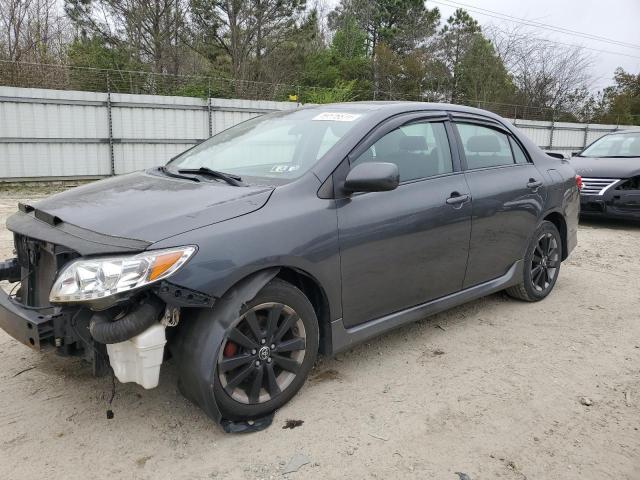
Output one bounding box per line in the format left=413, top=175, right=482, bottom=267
left=527, top=179, right=543, bottom=190
left=446, top=193, right=470, bottom=206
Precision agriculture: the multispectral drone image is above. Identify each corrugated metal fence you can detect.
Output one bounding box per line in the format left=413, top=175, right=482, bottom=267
left=0, top=86, right=626, bottom=180
left=512, top=118, right=623, bottom=154
left=0, top=86, right=297, bottom=179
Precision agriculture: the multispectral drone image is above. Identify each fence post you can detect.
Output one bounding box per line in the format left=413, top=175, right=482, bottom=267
left=549, top=110, right=556, bottom=150
left=583, top=123, right=589, bottom=149
left=207, top=79, right=213, bottom=137
left=106, top=73, right=115, bottom=176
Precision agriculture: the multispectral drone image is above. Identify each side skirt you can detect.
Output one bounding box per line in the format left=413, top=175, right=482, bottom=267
left=330, top=260, right=523, bottom=354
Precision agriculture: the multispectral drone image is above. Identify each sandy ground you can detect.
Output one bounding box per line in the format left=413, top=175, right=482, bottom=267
left=0, top=186, right=639, bottom=480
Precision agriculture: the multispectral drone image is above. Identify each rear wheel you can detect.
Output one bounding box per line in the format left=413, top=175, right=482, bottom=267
left=213, top=279, right=318, bottom=420
left=506, top=221, right=562, bottom=302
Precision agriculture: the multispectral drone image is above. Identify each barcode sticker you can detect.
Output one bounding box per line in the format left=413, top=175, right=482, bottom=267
left=312, top=112, right=361, bottom=122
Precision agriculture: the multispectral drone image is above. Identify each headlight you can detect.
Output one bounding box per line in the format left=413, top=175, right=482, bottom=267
left=49, top=246, right=196, bottom=303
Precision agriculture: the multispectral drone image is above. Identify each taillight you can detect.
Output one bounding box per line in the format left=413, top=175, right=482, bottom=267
left=575, top=175, right=582, bottom=190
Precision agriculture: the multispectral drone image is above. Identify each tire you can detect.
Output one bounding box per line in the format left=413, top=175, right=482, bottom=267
left=212, top=279, right=319, bottom=420
left=506, top=221, right=562, bottom=302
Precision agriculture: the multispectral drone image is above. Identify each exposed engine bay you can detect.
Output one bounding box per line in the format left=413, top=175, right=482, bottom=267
left=0, top=207, right=211, bottom=388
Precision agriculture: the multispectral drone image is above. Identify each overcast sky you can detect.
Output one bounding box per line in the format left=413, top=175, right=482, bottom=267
left=327, top=0, right=640, bottom=92
left=432, top=0, right=640, bottom=91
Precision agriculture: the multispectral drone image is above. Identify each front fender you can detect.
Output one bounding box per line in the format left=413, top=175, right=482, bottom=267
left=171, top=268, right=280, bottom=433
left=149, top=186, right=343, bottom=321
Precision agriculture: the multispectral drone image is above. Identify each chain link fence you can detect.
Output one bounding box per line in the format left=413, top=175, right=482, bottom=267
left=2, top=60, right=638, bottom=125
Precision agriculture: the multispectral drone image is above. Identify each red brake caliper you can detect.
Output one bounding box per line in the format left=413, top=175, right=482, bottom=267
left=223, top=341, right=238, bottom=357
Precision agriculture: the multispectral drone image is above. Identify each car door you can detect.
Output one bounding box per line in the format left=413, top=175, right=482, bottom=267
left=452, top=118, right=546, bottom=288
left=336, top=117, right=472, bottom=328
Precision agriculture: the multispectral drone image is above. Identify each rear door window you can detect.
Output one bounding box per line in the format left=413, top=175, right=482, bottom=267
left=455, top=123, right=515, bottom=169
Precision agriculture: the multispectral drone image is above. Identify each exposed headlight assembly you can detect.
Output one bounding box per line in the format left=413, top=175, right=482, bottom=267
left=49, top=246, right=197, bottom=303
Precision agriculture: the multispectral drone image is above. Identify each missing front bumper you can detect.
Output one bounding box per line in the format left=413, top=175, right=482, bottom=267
left=0, top=289, right=56, bottom=350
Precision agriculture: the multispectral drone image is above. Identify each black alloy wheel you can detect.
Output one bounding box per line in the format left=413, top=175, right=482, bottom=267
left=506, top=221, right=562, bottom=302
left=213, top=279, right=318, bottom=419
left=218, top=302, right=306, bottom=404
left=530, top=231, right=560, bottom=292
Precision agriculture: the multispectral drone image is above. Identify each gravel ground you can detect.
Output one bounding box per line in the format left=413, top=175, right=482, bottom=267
left=0, top=186, right=639, bottom=480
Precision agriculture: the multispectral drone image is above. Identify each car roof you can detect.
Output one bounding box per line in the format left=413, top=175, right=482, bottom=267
left=301, top=101, right=506, bottom=122
left=605, top=129, right=640, bottom=135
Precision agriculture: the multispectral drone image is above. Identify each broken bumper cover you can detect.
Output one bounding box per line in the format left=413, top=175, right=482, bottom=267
left=0, top=288, right=57, bottom=350
left=580, top=192, right=640, bottom=220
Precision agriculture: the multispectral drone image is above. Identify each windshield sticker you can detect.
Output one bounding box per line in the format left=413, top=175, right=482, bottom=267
left=270, top=165, right=301, bottom=173
left=312, top=112, right=361, bottom=122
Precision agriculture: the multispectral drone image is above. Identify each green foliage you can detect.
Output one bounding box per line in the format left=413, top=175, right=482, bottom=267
left=301, top=80, right=358, bottom=103
left=601, top=69, right=640, bottom=124
left=331, top=16, right=368, bottom=59
left=329, top=0, right=440, bottom=55
left=189, top=0, right=307, bottom=81
left=65, top=0, right=187, bottom=75
left=5, top=0, right=634, bottom=120
left=455, top=34, right=514, bottom=104
left=438, top=8, right=481, bottom=102
left=66, top=36, right=143, bottom=92
left=67, top=36, right=137, bottom=72
left=577, top=69, right=640, bottom=124
left=300, top=16, right=371, bottom=98
left=261, top=8, right=324, bottom=85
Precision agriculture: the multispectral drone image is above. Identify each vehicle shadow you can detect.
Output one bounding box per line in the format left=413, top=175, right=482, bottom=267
left=310, top=291, right=506, bottom=377
left=7, top=290, right=503, bottom=437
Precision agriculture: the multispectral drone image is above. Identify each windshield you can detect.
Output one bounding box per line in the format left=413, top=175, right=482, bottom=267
left=168, top=108, right=368, bottom=181
left=580, top=132, right=640, bottom=158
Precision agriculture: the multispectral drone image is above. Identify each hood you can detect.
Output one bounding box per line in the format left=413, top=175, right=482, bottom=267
left=29, top=170, right=274, bottom=243
left=569, top=156, right=640, bottom=179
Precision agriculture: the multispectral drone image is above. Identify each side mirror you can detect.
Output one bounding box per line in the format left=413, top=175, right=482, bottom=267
left=546, top=152, right=565, bottom=160
left=343, top=162, right=399, bottom=193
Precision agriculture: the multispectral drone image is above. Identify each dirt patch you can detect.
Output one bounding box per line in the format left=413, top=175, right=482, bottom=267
left=1, top=189, right=640, bottom=479
left=310, top=368, right=342, bottom=383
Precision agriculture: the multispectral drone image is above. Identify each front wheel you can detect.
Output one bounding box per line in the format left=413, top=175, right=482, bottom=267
left=213, top=279, right=319, bottom=420
left=506, top=221, right=562, bottom=302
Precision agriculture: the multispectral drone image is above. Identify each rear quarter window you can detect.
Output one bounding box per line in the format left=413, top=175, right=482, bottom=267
left=509, top=137, right=530, bottom=164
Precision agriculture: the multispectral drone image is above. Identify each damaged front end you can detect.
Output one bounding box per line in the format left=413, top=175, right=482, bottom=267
left=1, top=205, right=278, bottom=432
left=580, top=176, right=640, bottom=220
left=0, top=206, right=204, bottom=384
left=0, top=232, right=113, bottom=376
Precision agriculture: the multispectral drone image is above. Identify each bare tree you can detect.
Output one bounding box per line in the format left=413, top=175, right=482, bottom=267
left=0, top=0, right=32, bottom=61
left=0, top=0, right=70, bottom=62
left=311, top=0, right=331, bottom=43
left=187, top=0, right=306, bottom=83
left=65, top=0, right=187, bottom=74
left=486, top=25, right=593, bottom=113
